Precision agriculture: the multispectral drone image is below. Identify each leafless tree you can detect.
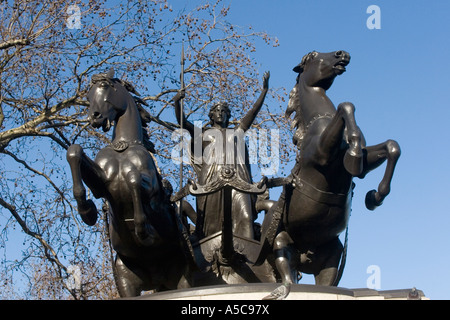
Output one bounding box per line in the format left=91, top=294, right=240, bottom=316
left=0, top=0, right=291, bottom=299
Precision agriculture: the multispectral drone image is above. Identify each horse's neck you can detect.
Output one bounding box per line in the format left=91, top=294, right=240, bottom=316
left=112, top=98, right=143, bottom=143
left=299, top=78, right=336, bottom=118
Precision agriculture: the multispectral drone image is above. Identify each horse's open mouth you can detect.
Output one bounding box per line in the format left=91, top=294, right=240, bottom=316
left=333, top=60, right=349, bottom=73
left=91, top=118, right=112, bottom=132
left=101, top=118, right=112, bottom=132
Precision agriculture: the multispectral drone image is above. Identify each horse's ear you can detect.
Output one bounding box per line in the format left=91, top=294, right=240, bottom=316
left=293, top=64, right=302, bottom=73
left=106, top=67, right=115, bottom=79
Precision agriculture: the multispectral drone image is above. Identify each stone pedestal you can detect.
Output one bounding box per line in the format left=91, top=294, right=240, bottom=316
left=135, top=283, right=427, bottom=300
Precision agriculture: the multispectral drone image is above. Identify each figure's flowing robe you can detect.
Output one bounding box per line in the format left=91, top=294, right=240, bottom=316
left=192, top=127, right=256, bottom=240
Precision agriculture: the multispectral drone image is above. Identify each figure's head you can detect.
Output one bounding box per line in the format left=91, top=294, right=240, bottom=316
left=293, top=50, right=351, bottom=90
left=209, top=102, right=231, bottom=128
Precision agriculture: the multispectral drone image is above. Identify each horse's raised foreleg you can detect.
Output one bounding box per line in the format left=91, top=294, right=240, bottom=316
left=339, top=102, right=364, bottom=176
left=125, top=169, right=160, bottom=246
left=66, top=144, right=105, bottom=226
left=318, top=102, right=364, bottom=176
left=360, top=140, right=401, bottom=210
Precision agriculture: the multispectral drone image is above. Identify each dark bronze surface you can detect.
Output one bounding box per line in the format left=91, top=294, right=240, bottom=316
left=67, top=69, right=192, bottom=297
left=67, top=50, right=401, bottom=299
left=261, top=51, right=400, bottom=299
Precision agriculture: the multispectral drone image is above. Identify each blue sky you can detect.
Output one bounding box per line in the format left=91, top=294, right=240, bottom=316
left=4, top=0, right=449, bottom=299
left=210, top=0, right=450, bottom=299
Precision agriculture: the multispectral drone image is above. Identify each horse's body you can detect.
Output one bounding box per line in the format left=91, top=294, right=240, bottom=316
left=66, top=69, right=191, bottom=297
left=263, top=51, right=400, bottom=299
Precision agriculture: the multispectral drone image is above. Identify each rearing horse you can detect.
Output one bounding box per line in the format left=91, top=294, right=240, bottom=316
left=66, top=69, right=191, bottom=297
left=263, top=50, right=401, bottom=299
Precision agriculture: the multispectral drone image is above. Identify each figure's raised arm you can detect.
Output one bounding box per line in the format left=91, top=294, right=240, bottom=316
left=173, top=89, right=195, bottom=136
left=239, top=71, right=270, bottom=132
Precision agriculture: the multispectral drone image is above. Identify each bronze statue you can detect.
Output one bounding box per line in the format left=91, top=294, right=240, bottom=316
left=173, top=71, right=270, bottom=241
left=261, top=50, right=401, bottom=299
left=65, top=50, right=401, bottom=299
left=66, top=69, right=192, bottom=297
left=172, top=72, right=277, bottom=285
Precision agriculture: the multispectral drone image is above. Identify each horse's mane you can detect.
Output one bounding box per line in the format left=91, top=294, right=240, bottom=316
left=292, top=51, right=318, bottom=74
left=90, top=71, right=155, bottom=153
left=285, top=51, right=320, bottom=147
left=285, top=84, right=304, bottom=147
left=285, top=52, right=313, bottom=147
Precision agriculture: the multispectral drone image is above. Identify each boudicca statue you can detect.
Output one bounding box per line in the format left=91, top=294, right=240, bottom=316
left=66, top=50, right=401, bottom=299
left=172, top=71, right=277, bottom=286
left=172, top=72, right=270, bottom=241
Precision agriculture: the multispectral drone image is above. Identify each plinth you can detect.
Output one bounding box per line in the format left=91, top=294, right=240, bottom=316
left=134, top=283, right=427, bottom=300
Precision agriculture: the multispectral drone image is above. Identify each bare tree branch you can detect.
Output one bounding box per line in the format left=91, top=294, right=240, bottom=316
left=0, top=0, right=287, bottom=299
left=0, top=38, right=30, bottom=50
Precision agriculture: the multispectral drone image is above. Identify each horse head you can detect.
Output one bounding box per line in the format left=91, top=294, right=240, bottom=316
left=293, top=50, right=350, bottom=90
left=87, top=68, right=139, bottom=132
left=286, top=50, right=351, bottom=146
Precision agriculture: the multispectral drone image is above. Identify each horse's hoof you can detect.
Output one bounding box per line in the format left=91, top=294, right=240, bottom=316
left=365, top=189, right=383, bottom=210
left=79, top=199, right=98, bottom=226
left=344, top=149, right=363, bottom=176
left=262, top=284, right=291, bottom=300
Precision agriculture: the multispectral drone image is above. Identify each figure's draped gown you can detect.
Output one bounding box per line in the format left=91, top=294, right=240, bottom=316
left=193, top=127, right=256, bottom=240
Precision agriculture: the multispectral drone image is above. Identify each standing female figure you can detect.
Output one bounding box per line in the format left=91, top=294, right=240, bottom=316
left=173, top=72, right=270, bottom=240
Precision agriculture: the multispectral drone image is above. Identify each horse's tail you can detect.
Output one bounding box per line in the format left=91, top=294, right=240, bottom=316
left=332, top=224, right=349, bottom=286
left=333, top=183, right=355, bottom=286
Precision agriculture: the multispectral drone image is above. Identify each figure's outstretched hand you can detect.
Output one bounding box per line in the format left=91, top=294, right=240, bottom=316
left=263, top=71, right=270, bottom=90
